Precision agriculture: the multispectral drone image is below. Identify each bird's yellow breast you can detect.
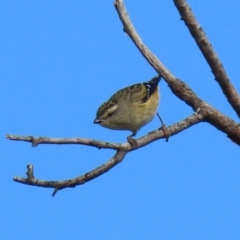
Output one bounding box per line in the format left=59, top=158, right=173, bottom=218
left=129, top=87, right=160, bottom=131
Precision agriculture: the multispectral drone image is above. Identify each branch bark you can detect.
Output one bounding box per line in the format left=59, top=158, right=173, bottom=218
left=13, top=150, right=127, bottom=197
left=173, top=0, right=240, bottom=118
left=8, top=113, right=205, bottom=195
left=6, top=112, right=205, bottom=151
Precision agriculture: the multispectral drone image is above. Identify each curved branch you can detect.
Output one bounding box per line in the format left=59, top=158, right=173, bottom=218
left=13, top=150, right=127, bottom=197
left=173, top=0, right=240, bottom=118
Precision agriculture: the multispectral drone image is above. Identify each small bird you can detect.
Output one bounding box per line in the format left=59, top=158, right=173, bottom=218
left=93, top=75, right=161, bottom=145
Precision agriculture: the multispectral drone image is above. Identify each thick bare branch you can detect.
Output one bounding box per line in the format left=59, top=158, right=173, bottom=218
left=13, top=150, right=127, bottom=197
left=200, top=102, right=240, bottom=144
left=173, top=0, right=240, bottom=118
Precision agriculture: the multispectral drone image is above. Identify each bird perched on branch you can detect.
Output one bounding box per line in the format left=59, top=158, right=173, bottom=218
left=94, top=75, right=162, bottom=146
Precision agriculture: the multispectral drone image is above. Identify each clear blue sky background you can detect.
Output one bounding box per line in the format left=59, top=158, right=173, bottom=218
left=1, top=1, right=240, bottom=239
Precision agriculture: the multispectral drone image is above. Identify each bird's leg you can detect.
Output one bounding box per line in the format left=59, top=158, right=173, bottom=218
left=127, top=131, right=138, bottom=148
left=157, top=113, right=169, bottom=142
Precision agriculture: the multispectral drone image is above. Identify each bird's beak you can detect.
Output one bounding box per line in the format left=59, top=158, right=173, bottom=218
left=93, top=118, right=102, bottom=124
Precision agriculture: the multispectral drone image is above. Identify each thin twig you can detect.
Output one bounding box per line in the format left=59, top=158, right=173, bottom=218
left=6, top=135, right=125, bottom=150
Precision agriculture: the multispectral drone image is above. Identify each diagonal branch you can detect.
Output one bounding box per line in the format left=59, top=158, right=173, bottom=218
left=114, top=0, right=175, bottom=84
left=13, top=150, right=127, bottom=197
left=114, top=0, right=202, bottom=112
left=173, top=0, right=240, bottom=118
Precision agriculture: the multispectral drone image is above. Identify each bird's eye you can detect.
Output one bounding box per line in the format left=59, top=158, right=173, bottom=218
left=108, top=112, right=113, bottom=117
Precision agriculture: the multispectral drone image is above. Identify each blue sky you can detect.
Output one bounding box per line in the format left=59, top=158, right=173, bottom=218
left=1, top=1, right=240, bottom=239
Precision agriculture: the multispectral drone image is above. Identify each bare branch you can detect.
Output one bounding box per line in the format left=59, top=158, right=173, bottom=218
left=11, top=113, right=207, bottom=195
left=173, top=0, right=240, bottom=118
left=7, top=112, right=205, bottom=151
left=200, top=102, right=240, bottom=144
left=13, top=150, right=127, bottom=197
left=114, top=0, right=202, bottom=112
left=114, top=0, right=176, bottom=84
left=6, top=134, right=124, bottom=150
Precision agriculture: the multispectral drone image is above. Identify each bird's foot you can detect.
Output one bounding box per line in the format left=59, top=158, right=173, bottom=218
left=157, top=113, right=169, bottom=142
left=127, top=136, right=138, bottom=148
left=158, top=123, right=169, bottom=142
